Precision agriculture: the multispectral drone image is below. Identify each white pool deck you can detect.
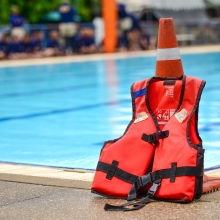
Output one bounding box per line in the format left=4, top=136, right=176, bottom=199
left=0, top=163, right=94, bottom=189
left=0, top=163, right=219, bottom=189
left=0, top=44, right=220, bottom=188
left=0, top=45, right=220, bottom=68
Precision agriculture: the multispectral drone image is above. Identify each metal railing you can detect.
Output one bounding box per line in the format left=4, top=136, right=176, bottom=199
left=1, top=20, right=220, bottom=49
left=142, top=20, right=220, bottom=46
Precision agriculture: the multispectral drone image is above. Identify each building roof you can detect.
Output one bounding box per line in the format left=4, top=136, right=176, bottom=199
left=117, top=0, right=206, bottom=12
left=204, top=0, right=220, bottom=7
left=152, top=9, right=209, bottom=22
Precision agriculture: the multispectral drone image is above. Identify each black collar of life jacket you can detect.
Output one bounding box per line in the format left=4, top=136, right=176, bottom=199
left=141, top=75, right=185, bottom=146
left=145, top=75, right=186, bottom=132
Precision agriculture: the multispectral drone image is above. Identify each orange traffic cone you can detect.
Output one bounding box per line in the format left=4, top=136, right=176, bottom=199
left=156, top=18, right=220, bottom=194
left=203, top=173, right=220, bottom=193
left=155, top=18, right=184, bottom=77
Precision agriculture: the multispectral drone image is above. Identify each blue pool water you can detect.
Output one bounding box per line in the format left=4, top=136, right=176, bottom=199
left=0, top=52, right=220, bottom=170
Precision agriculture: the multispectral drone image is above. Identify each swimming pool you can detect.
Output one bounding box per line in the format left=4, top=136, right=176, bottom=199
left=0, top=52, right=220, bottom=170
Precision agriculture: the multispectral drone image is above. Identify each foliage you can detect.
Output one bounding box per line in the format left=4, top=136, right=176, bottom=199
left=0, top=0, right=62, bottom=24
left=0, top=0, right=101, bottom=25
left=74, top=0, right=101, bottom=22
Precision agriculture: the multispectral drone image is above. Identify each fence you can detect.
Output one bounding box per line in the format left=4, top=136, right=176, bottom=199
left=142, top=20, right=220, bottom=46
left=1, top=20, right=220, bottom=49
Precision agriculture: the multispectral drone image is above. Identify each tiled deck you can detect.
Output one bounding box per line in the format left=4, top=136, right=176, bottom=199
left=0, top=45, right=220, bottom=68
left=0, top=163, right=220, bottom=190
left=0, top=163, right=94, bottom=189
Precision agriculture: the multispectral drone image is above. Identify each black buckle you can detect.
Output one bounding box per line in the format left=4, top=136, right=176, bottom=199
left=149, top=133, right=157, bottom=143
left=134, top=173, right=152, bottom=190
left=149, top=131, right=169, bottom=143
left=147, top=179, right=161, bottom=197
left=156, top=131, right=162, bottom=140
left=134, top=177, right=143, bottom=190
left=142, top=131, right=168, bottom=146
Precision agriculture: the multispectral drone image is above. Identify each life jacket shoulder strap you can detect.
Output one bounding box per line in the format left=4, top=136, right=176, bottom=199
left=133, top=78, right=149, bottom=99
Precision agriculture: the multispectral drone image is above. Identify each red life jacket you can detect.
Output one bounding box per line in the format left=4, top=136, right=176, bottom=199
left=91, top=75, right=206, bottom=211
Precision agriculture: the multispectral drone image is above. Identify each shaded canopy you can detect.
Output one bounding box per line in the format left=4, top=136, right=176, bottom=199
left=117, top=0, right=210, bottom=23
left=117, top=0, right=206, bottom=12
left=204, top=0, right=220, bottom=7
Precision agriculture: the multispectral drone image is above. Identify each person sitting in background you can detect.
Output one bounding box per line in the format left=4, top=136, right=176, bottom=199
left=9, top=35, right=26, bottom=59
left=118, top=4, right=140, bottom=31
left=0, top=36, right=3, bottom=59
left=118, top=4, right=141, bottom=47
left=10, top=5, right=26, bottom=40
left=76, top=25, right=98, bottom=54
left=0, top=34, right=12, bottom=59
left=141, top=29, right=157, bottom=50
left=127, top=28, right=148, bottom=51
left=57, top=0, right=77, bottom=54
left=148, top=36, right=157, bottom=50
left=48, top=30, right=59, bottom=49
left=31, top=31, right=44, bottom=52
left=11, top=35, right=36, bottom=59
left=21, top=35, right=33, bottom=54
left=30, top=31, right=44, bottom=58
left=44, top=30, right=63, bottom=57
left=117, top=36, right=128, bottom=52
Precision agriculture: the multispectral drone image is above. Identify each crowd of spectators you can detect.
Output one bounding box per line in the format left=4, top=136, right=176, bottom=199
left=0, top=2, right=156, bottom=60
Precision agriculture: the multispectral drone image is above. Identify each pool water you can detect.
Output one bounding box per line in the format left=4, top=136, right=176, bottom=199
left=0, top=52, right=220, bottom=170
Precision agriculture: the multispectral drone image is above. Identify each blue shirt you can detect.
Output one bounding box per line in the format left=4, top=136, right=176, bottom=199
left=10, top=14, right=24, bottom=27
left=76, top=36, right=95, bottom=49
left=31, top=38, right=42, bottom=50
left=118, top=4, right=140, bottom=31
left=11, top=41, right=23, bottom=53
left=117, top=36, right=127, bottom=48
left=20, top=41, right=33, bottom=53
left=48, top=38, right=59, bottom=49
left=127, top=14, right=140, bottom=31
left=0, top=41, right=12, bottom=56
left=57, top=4, right=75, bottom=23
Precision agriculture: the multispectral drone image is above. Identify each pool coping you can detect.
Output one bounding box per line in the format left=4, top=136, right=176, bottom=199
left=0, top=162, right=220, bottom=190
left=0, top=45, right=220, bottom=68
left=0, top=162, right=94, bottom=190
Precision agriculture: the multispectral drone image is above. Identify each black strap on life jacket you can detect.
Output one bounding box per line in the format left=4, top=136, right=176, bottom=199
left=96, top=161, right=138, bottom=184
left=151, top=165, right=203, bottom=182
left=142, top=130, right=169, bottom=145
left=104, top=165, right=203, bottom=211
left=104, top=179, right=161, bottom=211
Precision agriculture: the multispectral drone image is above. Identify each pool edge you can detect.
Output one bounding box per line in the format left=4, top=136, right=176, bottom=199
left=0, top=45, right=220, bottom=68
left=0, top=162, right=220, bottom=190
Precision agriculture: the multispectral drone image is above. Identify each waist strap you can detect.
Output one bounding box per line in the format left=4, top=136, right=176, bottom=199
left=96, top=161, right=138, bottom=184
left=103, top=163, right=203, bottom=212
left=151, top=165, right=203, bottom=182
left=97, top=160, right=203, bottom=186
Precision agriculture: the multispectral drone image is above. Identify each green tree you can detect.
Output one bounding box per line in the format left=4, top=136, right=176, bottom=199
left=0, top=0, right=62, bottom=25
left=0, top=0, right=101, bottom=25
left=74, top=0, right=101, bottom=22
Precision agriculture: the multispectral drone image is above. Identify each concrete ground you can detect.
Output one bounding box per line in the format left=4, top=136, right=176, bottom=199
left=0, top=163, right=220, bottom=219
left=0, top=180, right=220, bottom=220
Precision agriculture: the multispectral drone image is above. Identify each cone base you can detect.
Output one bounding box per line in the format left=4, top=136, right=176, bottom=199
left=203, top=174, right=220, bottom=193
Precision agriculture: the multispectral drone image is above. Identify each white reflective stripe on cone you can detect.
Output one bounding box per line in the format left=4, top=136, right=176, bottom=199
left=156, top=47, right=181, bottom=61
